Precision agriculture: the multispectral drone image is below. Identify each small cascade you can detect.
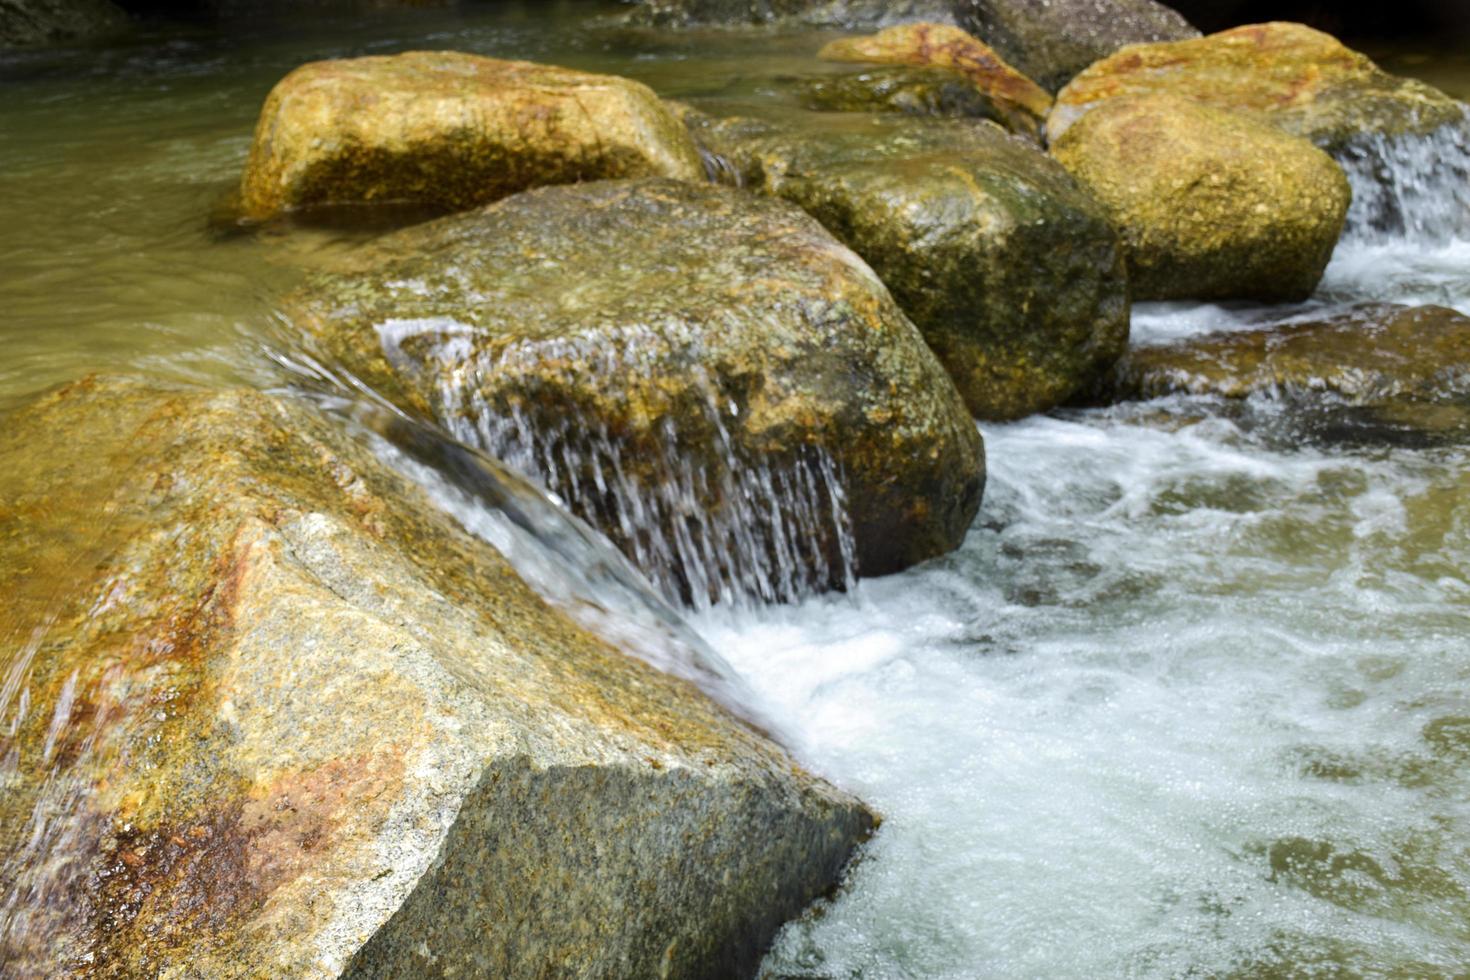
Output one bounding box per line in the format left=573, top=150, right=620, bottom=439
left=1333, top=107, right=1470, bottom=244
left=403, top=337, right=858, bottom=612
left=697, top=145, right=744, bottom=187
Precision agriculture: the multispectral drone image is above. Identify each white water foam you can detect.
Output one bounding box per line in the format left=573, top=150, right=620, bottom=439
left=696, top=410, right=1470, bottom=977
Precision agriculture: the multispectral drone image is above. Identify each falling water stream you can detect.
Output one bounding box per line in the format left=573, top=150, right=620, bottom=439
left=3, top=4, right=1470, bottom=976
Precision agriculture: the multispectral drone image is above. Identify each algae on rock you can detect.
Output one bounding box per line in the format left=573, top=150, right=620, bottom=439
left=817, top=22, right=1052, bottom=123
left=289, top=178, right=984, bottom=604
left=237, top=51, right=704, bottom=223
left=684, top=106, right=1128, bottom=420
left=0, top=376, right=874, bottom=978
left=955, top=0, right=1199, bottom=92
left=1050, top=93, right=1351, bottom=303
left=1048, top=22, right=1465, bottom=151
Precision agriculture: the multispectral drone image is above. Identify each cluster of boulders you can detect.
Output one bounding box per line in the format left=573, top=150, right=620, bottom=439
left=9, top=4, right=1470, bottom=977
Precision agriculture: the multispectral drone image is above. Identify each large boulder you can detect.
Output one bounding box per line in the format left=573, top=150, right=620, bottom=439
left=817, top=22, right=1052, bottom=123
left=1048, top=22, right=1465, bottom=151
left=237, top=52, right=704, bottom=223
left=625, top=0, right=957, bottom=29
left=289, top=178, right=984, bottom=604
left=685, top=107, right=1128, bottom=420
left=1050, top=93, right=1350, bottom=302
left=0, top=0, right=125, bottom=46
left=0, top=376, right=874, bottom=977
left=954, top=0, right=1199, bottom=92
left=1104, top=304, right=1470, bottom=406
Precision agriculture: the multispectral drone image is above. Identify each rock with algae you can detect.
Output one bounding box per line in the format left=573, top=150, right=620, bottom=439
left=797, top=65, right=1042, bottom=139
left=1050, top=93, right=1350, bottom=303
left=684, top=106, right=1128, bottom=420
left=953, top=0, right=1199, bottom=93
left=1104, top=303, right=1470, bottom=405
left=1048, top=22, right=1466, bottom=151
left=0, top=376, right=875, bottom=978
left=817, top=22, right=1052, bottom=123
left=289, top=178, right=984, bottom=601
left=237, top=51, right=704, bottom=223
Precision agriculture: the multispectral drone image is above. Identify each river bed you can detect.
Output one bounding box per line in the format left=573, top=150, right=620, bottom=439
left=3, top=4, right=1469, bottom=976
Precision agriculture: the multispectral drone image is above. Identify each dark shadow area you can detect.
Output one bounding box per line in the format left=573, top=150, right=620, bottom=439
left=1171, top=0, right=1470, bottom=39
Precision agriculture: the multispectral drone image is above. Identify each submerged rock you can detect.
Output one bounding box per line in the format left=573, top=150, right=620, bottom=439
left=686, top=107, right=1128, bottom=420
left=0, top=0, right=125, bottom=46
left=0, top=376, right=874, bottom=977
left=1050, top=93, right=1350, bottom=302
left=237, top=52, right=703, bottom=223
left=625, top=0, right=957, bottom=29
left=817, top=22, right=1052, bottom=123
left=1048, top=22, right=1465, bottom=152
left=955, top=0, right=1199, bottom=92
left=797, top=65, right=1041, bottom=138
left=1104, top=304, right=1470, bottom=406
left=290, top=178, right=984, bottom=604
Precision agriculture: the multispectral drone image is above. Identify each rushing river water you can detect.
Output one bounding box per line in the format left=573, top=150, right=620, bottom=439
left=3, top=3, right=1470, bottom=976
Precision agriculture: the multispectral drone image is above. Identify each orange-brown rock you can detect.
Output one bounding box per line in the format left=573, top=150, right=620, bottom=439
left=1049, top=22, right=1464, bottom=151
left=819, top=22, right=1052, bottom=122
left=238, top=51, right=704, bottom=223
left=0, top=376, right=874, bottom=978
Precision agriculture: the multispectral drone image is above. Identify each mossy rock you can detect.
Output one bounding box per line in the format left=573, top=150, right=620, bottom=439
left=1104, top=303, right=1470, bottom=404
left=1049, top=22, right=1465, bottom=152
left=817, top=22, right=1052, bottom=122
left=237, top=51, right=704, bottom=223
left=685, top=106, right=1128, bottom=420
left=799, top=65, right=1041, bottom=139
left=0, top=375, right=874, bottom=977
left=289, top=178, right=984, bottom=602
left=1051, top=93, right=1350, bottom=302
left=956, top=0, right=1198, bottom=93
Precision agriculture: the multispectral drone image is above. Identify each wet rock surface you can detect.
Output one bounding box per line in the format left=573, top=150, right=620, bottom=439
left=289, top=178, right=984, bottom=602
left=0, top=0, right=124, bottom=46
left=1105, top=304, right=1470, bottom=404
left=0, top=376, right=875, bottom=978
left=796, top=64, right=1040, bottom=136
left=817, top=22, right=1052, bottom=123
left=1048, top=22, right=1465, bottom=151
left=1051, top=93, right=1350, bottom=303
left=237, top=51, right=703, bottom=223
left=685, top=107, right=1128, bottom=420
left=955, top=0, right=1199, bottom=92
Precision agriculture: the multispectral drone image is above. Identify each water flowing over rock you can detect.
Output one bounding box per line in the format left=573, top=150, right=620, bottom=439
left=1048, top=23, right=1468, bottom=242
left=1334, top=107, right=1470, bottom=245
left=0, top=376, right=875, bottom=978
left=817, top=22, right=1052, bottom=123
left=625, top=0, right=958, bottom=29
left=0, top=0, right=124, bottom=46
left=1050, top=93, right=1350, bottom=303
left=683, top=106, right=1128, bottom=420
left=289, top=178, right=984, bottom=607
left=954, top=0, right=1199, bottom=92
left=237, top=51, right=704, bottom=224
left=1096, top=304, right=1470, bottom=441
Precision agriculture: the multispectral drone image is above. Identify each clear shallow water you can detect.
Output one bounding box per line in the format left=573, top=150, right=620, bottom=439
left=3, top=5, right=1470, bottom=977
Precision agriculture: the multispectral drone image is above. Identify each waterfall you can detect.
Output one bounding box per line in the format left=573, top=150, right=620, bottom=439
left=370, top=325, right=859, bottom=612
left=1333, top=106, right=1470, bottom=244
